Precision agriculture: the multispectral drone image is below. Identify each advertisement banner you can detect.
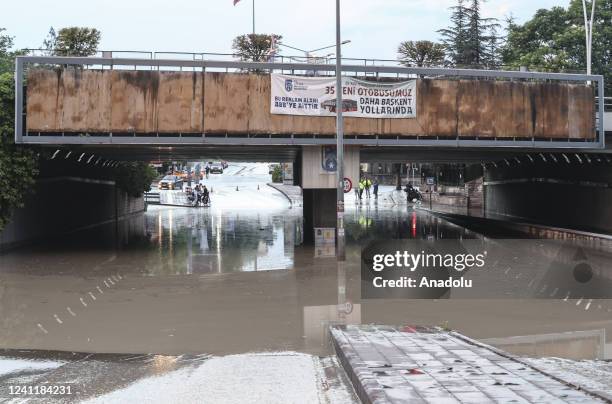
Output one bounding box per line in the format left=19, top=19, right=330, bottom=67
left=271, top=74, right=416, bottom=119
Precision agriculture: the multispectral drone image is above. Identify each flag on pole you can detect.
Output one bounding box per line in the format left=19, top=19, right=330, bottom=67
left=233, top=0, right=241, bottom=5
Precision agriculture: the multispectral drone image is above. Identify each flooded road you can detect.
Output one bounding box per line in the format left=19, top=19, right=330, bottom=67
left=0, top=165, right=611, bottom=360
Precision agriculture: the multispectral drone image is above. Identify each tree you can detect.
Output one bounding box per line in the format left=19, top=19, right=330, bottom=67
left=113, top=162, right=156, bottom=197
left=397, top=40, right=446, bottom=67
left=438, top=0, right=500, bottom=67
left=232, top=34, right=281, bottom=62
left=502, top=0, right=611, bottom=92
left=43, top=26, right=101, bottom=56
left=0, top=28, right=39, bottom=230
left=438, top=0, right=470, bottom=65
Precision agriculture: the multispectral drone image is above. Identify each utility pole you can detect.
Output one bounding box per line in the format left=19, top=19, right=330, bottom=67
left=252, top=0, right=255, bottom=35
left=335, top=0, right=345, bottom=260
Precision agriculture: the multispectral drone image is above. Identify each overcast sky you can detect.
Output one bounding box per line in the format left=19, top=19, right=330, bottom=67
left=5, top=0, right=563, bottom=60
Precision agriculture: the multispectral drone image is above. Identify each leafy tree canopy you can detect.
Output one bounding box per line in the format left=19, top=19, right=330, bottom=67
left=43, top=26, right=101, bottom=56
left=232, top=34, right=281, bottom=62
left=502, top=0, right=611, bottom=91
left=398, top=40, right=446, bottom=67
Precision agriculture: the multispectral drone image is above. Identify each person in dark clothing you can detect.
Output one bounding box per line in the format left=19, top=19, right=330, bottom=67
left=373, top=179, right=379, bottom=199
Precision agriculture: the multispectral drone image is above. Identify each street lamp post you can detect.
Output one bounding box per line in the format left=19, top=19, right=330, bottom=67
left=581, top=0, right=596, bottom=75
left=335, top=0, right=345, bottom=260
left=278, top=40, right=350, bottom=62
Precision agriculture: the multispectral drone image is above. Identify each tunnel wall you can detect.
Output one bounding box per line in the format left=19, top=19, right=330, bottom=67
left=26, top=69, right=595, bottom=139
left=484, top=162, right=612, bottom=234
left=0, top=177, right=145, bottom=251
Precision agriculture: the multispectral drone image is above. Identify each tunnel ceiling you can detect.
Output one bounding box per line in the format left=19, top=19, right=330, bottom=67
left=37, top=145, right=302, bottom=162
left=32, top=143, right=612, bottom=165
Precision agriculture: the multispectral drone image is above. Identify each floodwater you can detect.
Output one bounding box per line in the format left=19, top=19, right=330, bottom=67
left=0, top=166, right=611, bottom=361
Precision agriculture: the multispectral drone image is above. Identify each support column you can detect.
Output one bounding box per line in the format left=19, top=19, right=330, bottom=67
left=300, top=145, right=359, bottom=244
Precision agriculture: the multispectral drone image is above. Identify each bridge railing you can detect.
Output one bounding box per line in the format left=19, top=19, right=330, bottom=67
left=20, top=48, right=590, bottom=75
left=14, top=55, right=606, bottom=149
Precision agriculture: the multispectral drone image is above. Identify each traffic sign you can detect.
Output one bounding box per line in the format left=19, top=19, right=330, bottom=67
left=343, top=177, right=352, bottom=193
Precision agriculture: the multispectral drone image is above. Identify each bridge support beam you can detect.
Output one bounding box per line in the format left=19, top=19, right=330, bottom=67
left=300, top=145, right=360, bottom=243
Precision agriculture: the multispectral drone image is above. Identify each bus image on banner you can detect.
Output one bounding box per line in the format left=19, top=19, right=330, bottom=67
left=321, top=99, right=358, bottom=114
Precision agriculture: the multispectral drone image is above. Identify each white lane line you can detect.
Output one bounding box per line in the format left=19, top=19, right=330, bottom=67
left=37, top=323, right=49, bottom=334
left=549, top=288, right=558, bottom=297
left=527, top=278, right=536, bottom=288
left=67, top=307, right=76, bottom=317
left=80, top=297, right=88, bottom=307
left=89, top=292, right=97, bottom=301
left=563, top=292, right=571, bottom=301
left=108, top=278, right=115, bottom=285
left=576, top=297, right=583, bottom=306
left=96, top=286, right=104, bottom=294
left=104, top=280, right=110, bottom=288
left=585, top=299, right=592, bottom=310
left=53, top=314, right=63, bottom=324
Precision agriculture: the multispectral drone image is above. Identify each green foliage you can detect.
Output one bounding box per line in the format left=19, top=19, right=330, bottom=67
left=398, top=40, right=446, bottom=67
left=0, top=140, right=39, bottom=230
left=438, top=0, right=502, bottom=67
left=0, top=29, right=39, bottom=231
left=232, top=34, right=281, bottom=62
left=113, top=162, right=156, bottom=197
left=271, top=165, right=283, bottom=183
left=502, top=0, right=611, bottom=91
left=43, top=26, right=101, bottom=56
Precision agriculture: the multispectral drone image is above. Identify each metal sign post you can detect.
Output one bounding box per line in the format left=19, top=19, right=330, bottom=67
left=335, top=0, right=345, bottom=261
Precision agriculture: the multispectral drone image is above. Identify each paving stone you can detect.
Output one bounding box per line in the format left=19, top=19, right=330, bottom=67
left=331, top=325, right=607, bottom=404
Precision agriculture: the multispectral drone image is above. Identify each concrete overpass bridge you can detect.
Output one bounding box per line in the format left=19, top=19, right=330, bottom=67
left=13, top=56, right=612, bottom=238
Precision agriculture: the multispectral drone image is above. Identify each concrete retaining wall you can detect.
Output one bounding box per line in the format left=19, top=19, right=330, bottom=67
left=0, top=177, right=145, bottom=251
left=484, top=163, right=612, bottom=234
left=26, top=70, right=595, bottom=139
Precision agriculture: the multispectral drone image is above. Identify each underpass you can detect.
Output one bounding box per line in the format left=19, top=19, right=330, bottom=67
left=2, top=56, right=612, bottom=401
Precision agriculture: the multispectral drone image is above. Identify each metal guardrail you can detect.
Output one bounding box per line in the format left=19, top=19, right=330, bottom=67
left=14, top=56, right=606, bottom=149
left=21, top=48, right=591, bottom=74
left=144, top=192, right=160, bottom=204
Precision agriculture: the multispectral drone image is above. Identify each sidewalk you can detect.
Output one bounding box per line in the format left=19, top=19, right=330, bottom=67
left=331, top=325, right=609, bottom=403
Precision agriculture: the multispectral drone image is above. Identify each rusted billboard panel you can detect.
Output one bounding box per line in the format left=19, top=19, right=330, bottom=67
left=25, top=69, right=595, bottom=139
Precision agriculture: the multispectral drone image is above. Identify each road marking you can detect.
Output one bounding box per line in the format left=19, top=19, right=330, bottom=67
left=37, top=323, right=48, bottom=334
left=108, top=278, right=115, bottom=285
left=67, top=307, right=76, bottom=317
left=563, top=292, right=571, bottom=301
left=549, top=288, right=558, bottom=297
left=80, top=297, right=88, bottom=307
left=97, top=286, right=104, bottom=294
left=89, top=292, right=97, bottom=301
left=104, top=280, right=110, bottom=288
left=53, top=314, right=63, bottom=324
left=585, top=299, right=592, bottom=310
left=576, top=297, right=583, bottom=306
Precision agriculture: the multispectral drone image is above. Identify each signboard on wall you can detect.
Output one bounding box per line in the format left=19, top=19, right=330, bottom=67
left=271, top=74, right=416, bottom=119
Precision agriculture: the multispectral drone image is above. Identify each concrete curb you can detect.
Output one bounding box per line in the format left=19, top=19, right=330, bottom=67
left=267, top=183, right=303, bottom=207
left=422, top=207, right=612, bottom=242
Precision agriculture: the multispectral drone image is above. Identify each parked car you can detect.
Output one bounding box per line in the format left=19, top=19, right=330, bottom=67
left=210, top=163, right=224, bottom=174
left=221, top=161, right=228, bottom=169
left=158, top=175, right=183, bottom=190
